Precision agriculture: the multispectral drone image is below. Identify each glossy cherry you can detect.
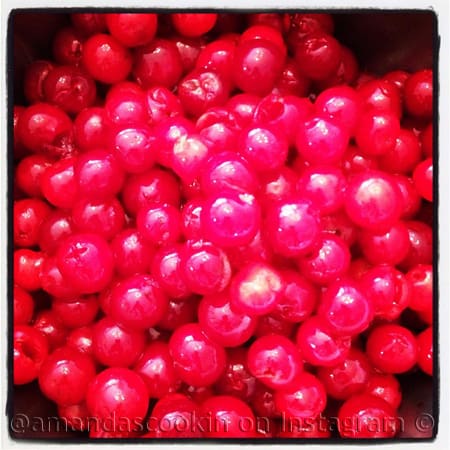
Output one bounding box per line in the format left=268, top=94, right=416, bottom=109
left=13, top=325, right=49, bottom=385
left=82, top=33, right=132, bottom=84
left=106, top=13, right=158, bottom=47
left=337, top=393, right=399, bottom=438
left=85, top=367, right=149, bottom=431
left=168, top=323, right=227, bottom=387
left=198, top=292, right=257, bottom=347
left=56, top=233, right=114, bottom=294
left=366, top=324, right=418, bottom=374
left=181, top=240, right=231, bottom=295
left=52, top=295, right=99, bottom=329
left=247, top=334, right=303, bottom=390
left=38, top=346, right=96, bottom=406
left=295, top=316, right=351, bottom=367
left=108, top=274, right=168, bottom=330
left=416, top=326, right=433, bottom=376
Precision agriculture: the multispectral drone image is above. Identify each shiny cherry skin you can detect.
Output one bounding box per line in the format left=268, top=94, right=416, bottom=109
left=416, top=326, right=433, bottom=376
left=226, top=93, right=260, bottom=127
left=170, top=133, right=211, bottom=183
left=172, top=13, right=217, bottom=37
left=56, top=233, right=114, bottom=294
left=52, top=26, right=84, bottom=66
left=404, top=69, right=433, bottom=120
left=43, top=65, right=96, bottom=115
left=318, top=278, right=374, bottom=336
left=71, top=13, right=107, bottom=36
left=74, top=149, right=125, bottom=201
left=13, top=325, right=49, bottom=385
left=14, top=198, right=51, bottom=248
left=104, top=81, right=150, bottom=127
left=108, top=274, right=168, bottom=330
left=23, top=60, right=55, bottom=104
left=15, top=154, right=52, bottom=198
left=317, top=348, right=372, bottom=400
left=52, top=295, right=99, bottom=329
left=360, top=265, right=411, bottom=321
left=151, top=244, right=191, bottom=299
left=254, top=94, right=313, bottom=145
left=337, top=393, right=399, bottom=438
left=247, top=334, right=303, bottom=390
left=200, top=395, right=257, bottom=438
left=394, top=174, right=422, bottom=219
left=296, top=116, right=349, bottom=165
left=215, top=347, right=257, bottom=400
left=73, top=107, right=110, bottom=152
left=13, top=285, right=34, bottom=325
left=321, top=210, right=359, bottom=247
left=294, top=32, right=341, bottom=81
left=273, top=58, right=311, bottom=97
left=364, top=373, right=402, bottom=409
left=41, top=157, right=78, bottom=209
left=38, top=346, right=96, bottom=406
left=121, top=168, right=180, bottom=216
left=238, top=125, right=289, bottom=174
left=146, top=393, right=202, bottom=438
left=357, top=78, right=402, bottom=117
left=38, top=210, right=74, bottom=255
left=366, top=324, right=418, bottom=374
left=157, top=296, right=199, bottom=332
left=295, top=316, right=351, bottom=367
left=40, top=255, right=81, bottom=299
left=86, top=367, right=149, bottom=431
left=254, top=314, right=295, bottom=339
left=296, top=165, right=347, bottom=215
left=82, top=33, right=132, bottom=84
left=71, top=197, right=125, bottom=241
left=344, top=170, right=403, bottom=233
left=400, top=220, right=433, bottom=270
left=379, top=129, right=422, bottom=174
left=355, top=110, right=401, bottom=156
left=200, top=151, right=258, bottom=195
left=133, top=341, right=180, bottom=398
left=66, top=326, right=94, bottom=356
left=233, top=38, right=285, bottom=96
left=111, top=228, right=154, bottom=278
left=146, top=86, right=183, bottom=124
left=413, top=157, right=433, bottom=202
left=178, top=69, right=231, bottom=118
left=314, top=85, right=362, bottom=135
left=172, top=35, right=205, bottom=75
left=33, top=309, right=69, bottom=351
left=405, top=263, right=433, bottom=315
left=230, top=261, right=283, bottom=316
left=358, top=221, right=411, bottom=266
left=136, top=202, right=181, bottom=247
left=198, top=292, right=257, bottom=347
left=240, top=24, right=287, bottom=57
left=201, top=191, right=260, bottom=248
left=133, top=38, right=183, bottom=89
left=181, top=240, right=231, bottom=295
left=14, top=249, right=44, bottom=292
left=168, top=322, right=226, bottom=387
left=92, top=316, right=146, bottom=368
left=106, top=13, right=158, bottom=47
left=111, top=126, right=156, bottom=174
left=274, top=372, right=327, bottom=419
left=273, top=270, right=318, bottom=323
left=264, top=197, right=321, bottom=258
left=195, top=38, right=236, bottom=84
left=297, top=234, right=351, bottom=286
left=17, top=103, right=73, bottom=157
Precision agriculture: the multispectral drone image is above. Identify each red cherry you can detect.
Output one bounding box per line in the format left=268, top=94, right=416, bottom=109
left=172, top=13, right=217, bottom=37
left=82, top=33, right=132, bottom=84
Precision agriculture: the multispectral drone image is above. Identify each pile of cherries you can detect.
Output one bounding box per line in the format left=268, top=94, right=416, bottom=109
left=13, top=12, right=434, bottom=439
